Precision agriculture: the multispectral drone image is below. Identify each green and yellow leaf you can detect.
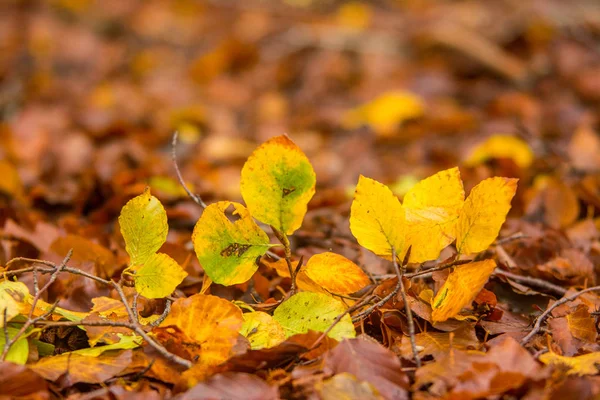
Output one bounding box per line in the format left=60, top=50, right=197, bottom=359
left=240, top=311, right=286, bottom=349
left=118, top=188, right=168, bottom=266
left=240, top=135, right=316, bottom=235
left=131, top=252, right=187, bottom=299
left=273, top=292, right=355, bottom=341
left=192, top=201, right=271, bottom=285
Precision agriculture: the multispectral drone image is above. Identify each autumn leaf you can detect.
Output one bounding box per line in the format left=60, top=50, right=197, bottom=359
left=399, top=326, right=478, bottom=359
left=431, top=259, right=497, bottom=322
left=130, top=252, right=187, bottom=299
left=403, top=167, right=464, bottom=262
left=273, top=292, right=355, bottom=341
left=0, top=160, right=23, bottom=200
left=539, top=351, right=600, bottom=375
left=240, top=311, right=286, bottom=350
left=240, top=135, right=316, bottom=235
left=455, top=177, right=518, bottom=255
left=159, top=294, right=243, bottom=366
left=465, top=134, right=534, bottom=169
left=343, top=91, right=424, bottom=136
left=567, top=304, right=598, bottom=342
left=192, top=201, right=271, bottom=285
left=267, top=258, right=329, bottom=294
left=350, top=175, right=405, bottom=260
left=304, top=252, right=370, bottom=295
left=0, top=281, right=29, bottom=326
left=316, top=372, right=381, bottom=400
left=119, top=188, right=168, bottom=266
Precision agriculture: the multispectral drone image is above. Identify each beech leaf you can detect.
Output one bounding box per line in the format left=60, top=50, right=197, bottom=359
left=304, top=252, right=370, bottom=295
left=132, top=252, right=187, bottom=299
left=240, top=135, right=316, bottom=235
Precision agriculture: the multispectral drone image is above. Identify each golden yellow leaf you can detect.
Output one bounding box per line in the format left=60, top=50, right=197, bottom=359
left=0, top=281, right=29, bottom=326
left=431, top=260, right=496, bottom=322
left=240, top=135, right=316, bottom=235
left=335, top=2, right=372, bottom=30
left=192, top=201, right=271, bottom=285
left=0, top=160, right=23, bottom=199
left=240, top=311, right=286, bottom=349
left=159, top=294, right=243, bottom=366
left=403, top=167, right=465, bottom=262
left=455, top=177, right=518, bottom=255
left=350, top=175, right=405, bottom=260
left=304, top=252, right=370, bottom=294
left=539, top=351, right=600, bottom=375
left=118, top=188, right=168, bottom=266
left=343, top=91, right=424, bottom=136
left=465, top=134, right=534, bottom=169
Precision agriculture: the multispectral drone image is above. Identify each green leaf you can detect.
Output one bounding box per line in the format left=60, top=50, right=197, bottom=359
left=118, top=188, right=168, bottom=266
left=273, top=292, right=355, bottom=341
left=240, top=311, right=286, bottom=349
left=0, top=325, right=29, bottom=364
left=192, top=201, right=271, bottom=285
left=72, top=334, right=141, bottom=356
left=240, top=135, right=316, bottom=235
left=133, top=253, right=187, bottom=299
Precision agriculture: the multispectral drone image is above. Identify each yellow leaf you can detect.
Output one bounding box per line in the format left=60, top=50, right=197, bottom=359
left=132, top=252, right=187, bottom=299
left=304, top=252, right=370, bottom=294
left=0, top=281, right=29, bottom=326
left=350, top=175, right=405, bottom=260
left=539, top=351, right=600, bottom=375
left=455, top=177, right=518, bottom=254
left=159, top=294, right=243, bottom=366
left=240, top=135, right=316, bottom=235
left=240, top=311, right=286, bottom=349
left=465, top=134, right=534, bottom=169
left=335, top=2, right=372, bottom=30
left=0, top=160, right=23, bottom=199
left=343, top=91, right=424, bottom=136
left=431, top=260, right=496, bottom=322
left=267, top=258, right=329, bottom=294
left=118, top=188, right=168, bottom=266
left=192, top=201, right=271, bottom=285
left=403, top=167, right=465, bottom=262
left=317, top=372, right=381, bottom=400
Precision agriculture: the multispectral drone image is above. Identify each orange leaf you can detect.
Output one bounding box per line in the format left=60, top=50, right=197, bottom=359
left=304, top=252, right=370, bottom=294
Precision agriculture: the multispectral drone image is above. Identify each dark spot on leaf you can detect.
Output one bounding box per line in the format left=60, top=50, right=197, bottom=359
left=221, top=243, right=252, bottom=257
left=282, top=187, right=296, bottom=197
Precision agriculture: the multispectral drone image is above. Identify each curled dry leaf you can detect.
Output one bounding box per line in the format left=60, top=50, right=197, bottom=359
left=240, top=135, right=316, bottom=235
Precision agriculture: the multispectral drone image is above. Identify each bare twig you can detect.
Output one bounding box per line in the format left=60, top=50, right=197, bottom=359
left=150, top=299, right=172, bottom=327
left=271, top=227, right=297, bottom=295
left=493, top=269, right=567, bottom=297
left=4, top=255, right=192, bottom=368
left=521, top=285, right=600, bottom=345
left=171, top=131, right=207, bottom=209
left=2, top=309, right=9, bottom=347
left=394, top=247, right=421, bottom=368
left=2, top=250, right=73, bottom=360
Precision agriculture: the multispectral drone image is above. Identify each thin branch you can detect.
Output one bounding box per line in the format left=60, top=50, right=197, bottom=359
left=395, top=247, right=421, bottom=368
left=150, top=299, right=172, bottom=327
left=493, top=269, right=567, bottom=297
left=171, top=131, right=207, bottom=209
left=2, top=309, right=8, bottom=347
left=271, top=227, right=297, bottom=295
left=521, top=285, right=600, bottom=345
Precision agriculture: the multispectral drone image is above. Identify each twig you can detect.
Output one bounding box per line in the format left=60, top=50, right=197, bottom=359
left=521, top=285, right=600, bottom=345
left=171, top=131, right=207, bottom=209
left=2, top=309, right=8, bottom=347
left=271, top=227, right=297, bottom=295
left=150, top=299, right=172, bottom=327
left=1, top=250, right=73, bottom=360
left=4, top=255, right=193, bottom=368
left=493, top=269, right=567, bottom=297
left=352, top=247, right=411, bottom=321
left=394, top=247, right=421, bottom=368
